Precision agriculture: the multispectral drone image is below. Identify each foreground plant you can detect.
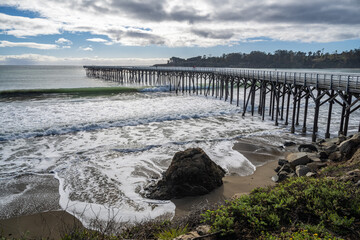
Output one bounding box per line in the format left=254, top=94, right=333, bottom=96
left=202, top=177, right=360, bottom=239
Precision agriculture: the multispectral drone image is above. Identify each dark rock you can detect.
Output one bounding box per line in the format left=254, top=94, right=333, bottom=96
left=278, top=171, right=290, bottom=181
left=324, top=144, right=338, bottom=155
left=298, top=144, right=318, bottom=153
left=279, top=163, right=293, bottom=173
left=339, top=133, right=360, bottom=159
left=287, top=152, right=312, bottom=167
left=272, top=171, right=289, bottom=182
left=278, top=159, right=289, bottom=166
left=146, top=148, right=225, bottom=200
left=295, top=165, right=312, bottom=177
left=306, top=162, right=327, bottom=171
left=318, top=151, right=329, bottom=159
left=274, top=165, right=281, bottom=173
left=284, top=141, right=296, bottom=147
left=329, top=151, right=342, bottom=161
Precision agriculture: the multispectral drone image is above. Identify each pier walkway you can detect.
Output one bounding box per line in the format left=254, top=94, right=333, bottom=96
left=84, top=66, right=360, bottom=141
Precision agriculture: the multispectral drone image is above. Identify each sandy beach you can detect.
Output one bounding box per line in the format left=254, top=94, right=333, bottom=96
left=0, top=139, right=285, bottom=239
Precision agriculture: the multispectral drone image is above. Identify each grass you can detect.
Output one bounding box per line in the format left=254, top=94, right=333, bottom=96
left=154, top=224, right=188, bottom=240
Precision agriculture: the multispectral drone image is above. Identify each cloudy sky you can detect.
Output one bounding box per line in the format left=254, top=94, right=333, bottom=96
left=0, top=0, right=359, bottom=65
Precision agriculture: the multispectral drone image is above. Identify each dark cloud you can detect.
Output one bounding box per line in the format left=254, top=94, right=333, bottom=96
left=124, top=31, right=165, bottom=44
left=214, top=0, right=360, bottom=25
left=104, top=29, right=165, bottom=44
left=77, top=0, right=209, bottom=23
left=191, top=29, right=234, bottom=39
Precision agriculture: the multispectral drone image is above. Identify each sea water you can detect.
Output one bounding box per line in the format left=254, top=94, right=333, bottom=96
left=0, top=66, right=359, bottom=228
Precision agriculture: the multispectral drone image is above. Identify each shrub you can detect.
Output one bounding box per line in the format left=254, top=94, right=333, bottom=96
left=202, top=177, right=360, bottom=239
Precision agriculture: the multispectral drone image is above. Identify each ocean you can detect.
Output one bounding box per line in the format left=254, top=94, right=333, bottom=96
left=0, top=65, right=359, bottom=228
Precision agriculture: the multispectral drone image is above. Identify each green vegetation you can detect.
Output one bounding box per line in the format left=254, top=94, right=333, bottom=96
left=158, top=49, right=360, bottom=68
left=202, top=177, right=359, bottom=239
left=0, top=87, right=141, bottom=97
left=154, top=224, right=188, bottom=240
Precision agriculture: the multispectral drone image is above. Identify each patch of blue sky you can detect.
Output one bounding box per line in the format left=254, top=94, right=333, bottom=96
left=0, top=5, right=42, bottom=18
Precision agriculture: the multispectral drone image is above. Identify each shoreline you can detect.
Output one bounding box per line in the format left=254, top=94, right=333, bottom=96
left=0, top=138, right=286, bottom=239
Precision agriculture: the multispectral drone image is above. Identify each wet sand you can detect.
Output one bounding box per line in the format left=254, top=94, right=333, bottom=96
left=0, top=139, right=284, bottom=239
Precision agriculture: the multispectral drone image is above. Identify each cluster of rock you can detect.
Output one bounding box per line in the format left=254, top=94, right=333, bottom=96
left=145, top=148, right=226, bottom=200
left=272, top=133, right=360, bottom=183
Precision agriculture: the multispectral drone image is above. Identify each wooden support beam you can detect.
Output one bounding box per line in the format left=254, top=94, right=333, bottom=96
left=343, top=94, right=352, bottom=136
left=291, top=87, right=298, bottom=133
left=312, top=90, right=321, bottom=142
left=302, top=91, right=309, bottom=133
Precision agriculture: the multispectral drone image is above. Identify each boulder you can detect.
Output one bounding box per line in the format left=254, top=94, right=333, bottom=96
left=318, top=151, right=329, bottom=160
left=295, top=165, right=312, bottom=177
left=286, top=152, right=312, bottom=167
left=339, top=133, right=360, bottom=159
left=298, top=144, right=318, bottom=153
left=146, top=148, right=226, bottom=200
left=306, top=162, right=327, bottom=171
left=305, top=152, right=321, bottom=162
left=278, top=159, right=289, bottom=166
left=278, top=163, right=293, bottom=173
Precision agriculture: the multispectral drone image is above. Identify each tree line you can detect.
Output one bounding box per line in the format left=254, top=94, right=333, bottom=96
left=156, top=49, right=360, bottom=68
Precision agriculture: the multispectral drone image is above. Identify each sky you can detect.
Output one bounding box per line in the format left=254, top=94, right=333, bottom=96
left=0, top=0, right=359, bottom=65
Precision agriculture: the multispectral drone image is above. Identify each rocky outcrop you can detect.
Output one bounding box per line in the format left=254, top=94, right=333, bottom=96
left=273, top=135, right=360, bottom=183
left=146, top=148, right=226, bottom=200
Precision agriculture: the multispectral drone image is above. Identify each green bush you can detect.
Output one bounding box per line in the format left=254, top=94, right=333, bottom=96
left=202, top=177, right=360, bottom=239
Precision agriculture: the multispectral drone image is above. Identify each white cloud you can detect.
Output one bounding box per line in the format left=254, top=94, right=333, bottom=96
left=0, top=0, right=359, bottom=47
left=0, top=40, right=58, bottom=49
left=0, top=12, right=60, bottom=37
left=79, top=46, right=93, bottom=51
left=87, top=38, right=108, bottom=43
left=0, top=54, right=168, bottom=65
left=56, top=38, right=72, bottom=45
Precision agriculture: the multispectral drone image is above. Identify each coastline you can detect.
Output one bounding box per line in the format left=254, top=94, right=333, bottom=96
left=0, top=138, right=286, bottom=239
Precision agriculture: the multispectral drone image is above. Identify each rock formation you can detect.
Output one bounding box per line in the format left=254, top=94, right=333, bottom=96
left=146, top=148, right=226, bottom=200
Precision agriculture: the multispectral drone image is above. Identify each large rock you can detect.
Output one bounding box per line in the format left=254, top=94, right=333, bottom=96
left=286, top=152, right=312, bottom=167
left=306, top=162, right=327, bottom=171
left=298, top=144, right=318, bottom=153
left=295, top=165, right=312, bottom=177
left=146, top=148, right=226, bottom=200
left=339, top=133, right=360, bottom=159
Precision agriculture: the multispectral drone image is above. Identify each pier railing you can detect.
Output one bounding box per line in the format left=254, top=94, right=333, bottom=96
left=84, top=66, right=360, bottom=141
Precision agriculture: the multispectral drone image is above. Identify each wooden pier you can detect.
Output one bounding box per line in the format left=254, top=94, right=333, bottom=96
left=83, top=66, right=360, bottom=141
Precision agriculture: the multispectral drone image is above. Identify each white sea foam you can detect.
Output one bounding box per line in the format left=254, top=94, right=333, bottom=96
left=1, top=92, right=284, bottom=227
